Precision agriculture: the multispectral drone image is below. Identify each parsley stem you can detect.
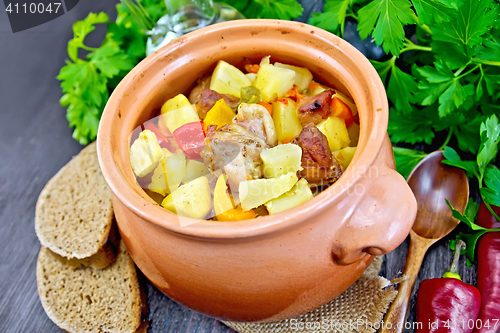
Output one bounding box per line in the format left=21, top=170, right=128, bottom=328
left=80, top=45, right=98, bottom=52
left=457, top=65, right=480, bottom=79
left=438, top=128, right=453, bottom=151
left=418, top=23, right=432, bottom=35
left=401, top=40, right=432, bottom=54
left=472, top=58, right=500, bottom=67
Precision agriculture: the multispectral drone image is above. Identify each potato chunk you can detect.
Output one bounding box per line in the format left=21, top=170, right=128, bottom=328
left=238, top=172, right=298, bottom=211
left=274, top=62, right=313, bottom=91
left=260, top=144, right=302, bottom=178
left=254, top=64, right=295, bottom=102
left=333, top=147, right=357, bottom=170
left=161, top=105, right=200, bottom=134
left=182, top=160, right=210, bottom=183
left=129, top=129, right=163, bottom=178
left=265, top=178, right=313, bottom=214
left=210, top=60, right=251, bottom=98
left=272, top=98, right=302, bottom=143
left=161, top=176, right=212, bottom=219
left=147, top=152, right=186, bottom=195
left=316, top=116, right=351, bottom=152
left=161, top=94, right=191, bottom=114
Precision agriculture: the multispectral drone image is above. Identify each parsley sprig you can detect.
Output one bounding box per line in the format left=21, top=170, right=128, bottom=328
left=58, top=0, right=303, bottom=144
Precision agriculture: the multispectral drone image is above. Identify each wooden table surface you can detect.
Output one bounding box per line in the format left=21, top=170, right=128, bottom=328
left=0, top=1, right=477, bottom=332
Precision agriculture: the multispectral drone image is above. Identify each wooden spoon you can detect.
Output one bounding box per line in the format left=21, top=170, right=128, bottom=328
left=380, top=150, right=469, bottom=333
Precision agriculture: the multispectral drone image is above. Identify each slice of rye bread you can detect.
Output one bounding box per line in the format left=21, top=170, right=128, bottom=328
left=35, top=141, right=117, bottom=268
left=37, top=242, right=145, bottom=333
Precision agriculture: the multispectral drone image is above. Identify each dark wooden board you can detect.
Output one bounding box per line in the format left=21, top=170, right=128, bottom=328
left=0, top=0, right=476, bottom=332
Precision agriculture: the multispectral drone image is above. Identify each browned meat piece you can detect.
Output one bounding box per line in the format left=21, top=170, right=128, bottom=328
left=196, top=89, right=240, bottom=119
left=189, top=75, right=211, bottom=104
left=292, top=123, right=342, bottom=186
left=233, top=103, right=278, bottom=147
left=202, top=123, right=268, bottom=190
left=296, top=90, right=333, bottom=125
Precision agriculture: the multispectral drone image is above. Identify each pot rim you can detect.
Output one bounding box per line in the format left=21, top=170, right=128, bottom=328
left=97, top=19, right=388, bottom=239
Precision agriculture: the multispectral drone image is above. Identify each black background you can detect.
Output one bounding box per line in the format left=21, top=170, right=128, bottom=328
left=0, top=0, right=477, bottom=332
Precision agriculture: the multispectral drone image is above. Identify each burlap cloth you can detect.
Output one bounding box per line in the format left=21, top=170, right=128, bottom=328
left=224, top=256, right=399, bottom=333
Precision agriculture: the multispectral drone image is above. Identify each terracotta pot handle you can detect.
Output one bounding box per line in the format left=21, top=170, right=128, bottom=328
left=331, top=135, right=417, bottom=265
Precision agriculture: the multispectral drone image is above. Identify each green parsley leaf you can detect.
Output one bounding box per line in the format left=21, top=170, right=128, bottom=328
left=308, top=0, right=353, bottom=36
left=417, top=62, right=470, bottom=117
left=388, top=108, right=435, bottom=145
left=446, top=199, right=487, bottom=231
left=388, top=64, right=418, bottom=114
left=357, top=0, right=417, bottom=56
left=68, top=12, right=109, bottom=62
left=457, top=230, right=489, bottom=266
left=431, top=40, right=470, bottom=69
left=254, top=0, right=303, bottom=20
left=431, top=0, right=498, bottom=55
left=454, top=116, right=485, bottom=154
left=481, top=166, right=500, bottom=206
left=392, top=147, right=427, bottom=179
left=89, top=40, right=134, bottom=78
left=411, top=0, right=456, bottom=25
left=477, top=114, right=500, bottom=175
left=442, top=146, right=479, bottom=177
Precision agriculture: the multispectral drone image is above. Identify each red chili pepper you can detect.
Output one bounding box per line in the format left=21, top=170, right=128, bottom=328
left=416, top=240, right=481, bottom=333
left=173, top=121, right=206, bottom=160
left=474, top=203, right=500, bottom=333
left=144, top=122, right=179, bottom=152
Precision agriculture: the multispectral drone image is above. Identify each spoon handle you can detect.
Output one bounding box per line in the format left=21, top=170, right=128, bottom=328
left=379, top=231, right=431, bottom=333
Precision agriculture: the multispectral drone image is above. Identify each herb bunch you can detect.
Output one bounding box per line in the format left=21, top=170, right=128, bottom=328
left=57, top=0, right=304, bottom=144
left=310, top=0, right=500, bottom=168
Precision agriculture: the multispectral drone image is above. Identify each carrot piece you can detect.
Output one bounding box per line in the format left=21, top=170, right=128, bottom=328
left=257, top=101, right=273, bottom=115
left=244, top=63, right=260, bottom=74
left=308, top=81, right=321, bottom=93
left=330, top=97, right=354, bottom=128
left=281, top=137, right=294, bottom=144
left=286, top=85, right=306, bottom=102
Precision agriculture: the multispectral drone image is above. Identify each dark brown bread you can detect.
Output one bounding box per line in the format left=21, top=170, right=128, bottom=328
left=35, top=142, right=116, bottom=268
left=36, top=242, right=143, bottom=333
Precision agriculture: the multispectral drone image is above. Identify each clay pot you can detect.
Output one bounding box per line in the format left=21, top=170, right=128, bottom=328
left=97, top=20, right=417, bottom=322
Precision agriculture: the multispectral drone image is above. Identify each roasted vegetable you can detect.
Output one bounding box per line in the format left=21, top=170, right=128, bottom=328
left=148, top=151, right=186, bottom=195
left=182, top=159, right=210, bottom=183
left=240, top=86, right=262, bottom=104
left=161, top=95, right=200, bottom=134
left=333, top=147, right=356, bottom=170
left=129, top=129, right=163, bottom=178
left=330, top=97, right=354, bottom=128
left=203, top=99, right=237, bottom=132
left=161, top=176, right=212, bottom=219
left=197, top=88, right=239, bottom=119
left=161, top=93, right=191, bottom=114
left=210, top=60, right=251, bottom=98
left=274, top=62, right=313, bottom=91
left=316, top=116, right=351, bottom=152
left=271, top=98, right=302, bottom=143
left=239, top=172, right=298, bottom=211
left=254, top=64, right=295, bottom=102
left=172, top=121, right=206, bottom=160
left=260, top=143, right=302, bottom=178
left=265, top=178, right=313, bottom=214
left=214, top=174, right=256, bottom=221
